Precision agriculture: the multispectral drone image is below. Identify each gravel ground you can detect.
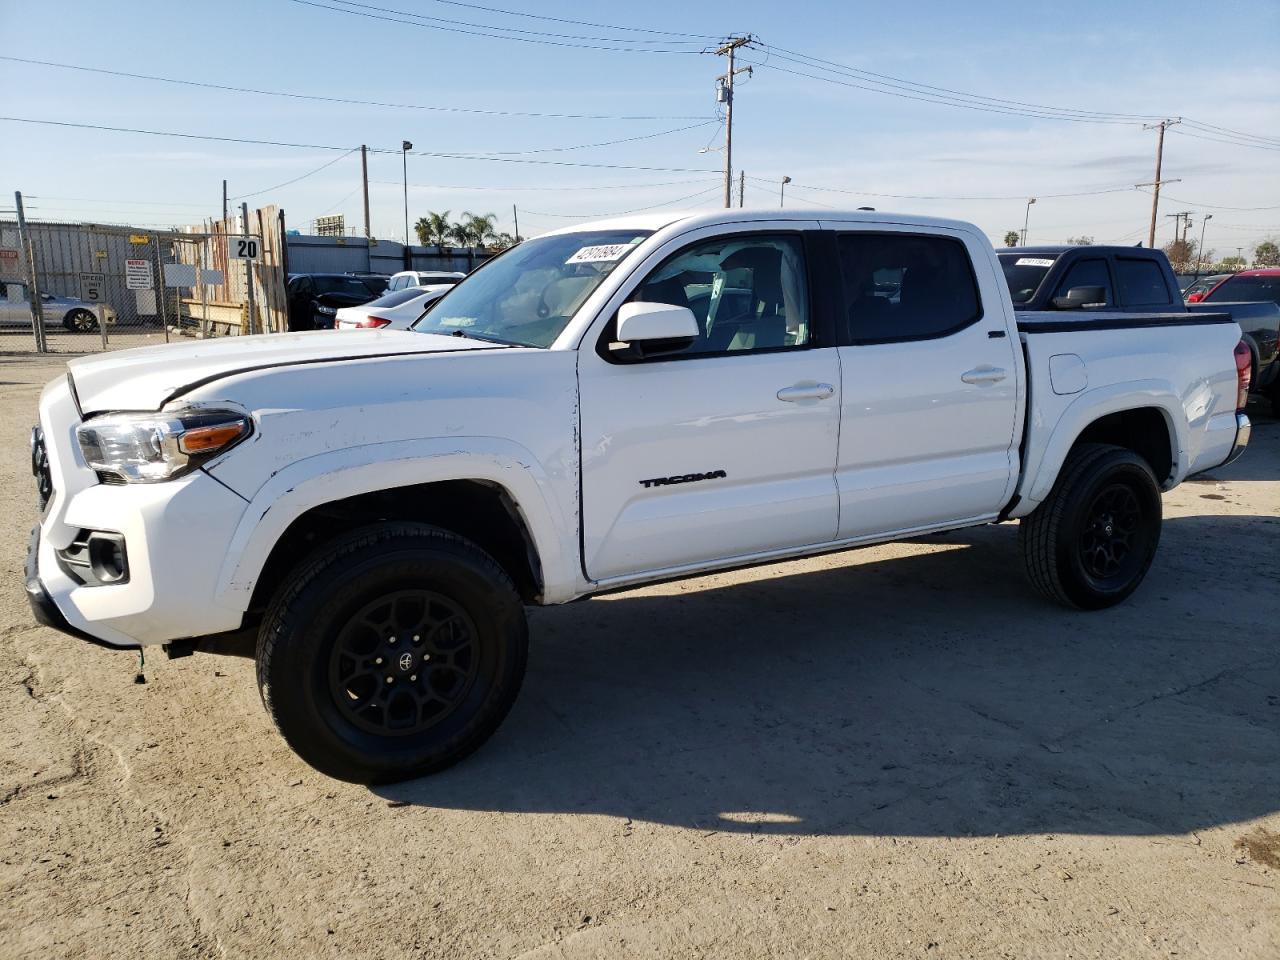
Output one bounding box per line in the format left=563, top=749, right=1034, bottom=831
left=1, top=343, right=1276, bottom=959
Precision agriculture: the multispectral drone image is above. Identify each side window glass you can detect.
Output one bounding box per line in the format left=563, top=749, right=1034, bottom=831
left=1054, top=259, right=1111, bottom=305
left=1115, top=258, right=1170, bottom=306
left=388, top=276, right=403, bottom=291
left=838, top=233, right=981, bottom=342
left=625, top=234, right=809, bottom=357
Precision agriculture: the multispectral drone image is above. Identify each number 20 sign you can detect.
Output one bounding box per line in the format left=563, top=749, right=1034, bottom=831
left=227, top=236, right=261, bottom=260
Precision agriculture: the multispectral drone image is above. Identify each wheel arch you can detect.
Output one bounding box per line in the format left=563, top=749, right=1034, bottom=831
left=1015, top=382, right=1185, bottom=514
left=213, top=439, right=578, bottom=618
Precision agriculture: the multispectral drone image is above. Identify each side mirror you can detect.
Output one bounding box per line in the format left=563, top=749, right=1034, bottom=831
left=1051, top=285, right=1106, bottom=310
left=609, top=301, right=698, bottom=360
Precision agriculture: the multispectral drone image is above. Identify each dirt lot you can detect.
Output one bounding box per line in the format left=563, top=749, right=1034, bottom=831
left=1, top=341, right=1276, bottom=959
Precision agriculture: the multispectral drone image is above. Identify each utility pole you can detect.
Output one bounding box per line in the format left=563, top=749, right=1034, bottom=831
left=780, top=175, right=790, bottom=208
left=738, top=170, right=745, bottom=208
left=222, top=179, right=228, bottom=224
left=1142, top=118, right=1180, bottom=248
left=360, top=145, right=371, bottom=239
left=1195, top=214, right=1213, bottom=276
left=1021, top=198, right=1037, bottom=246
left=401, top=140, right=413, bottom=246
left=512, top=204, right=520, bottom=241
left=714, top=35, right=753, bottom=209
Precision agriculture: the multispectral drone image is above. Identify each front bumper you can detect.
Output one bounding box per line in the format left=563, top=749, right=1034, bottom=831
left=1222, top=412, right=1251, bottom=467
left=25, top=527, right=137, bottom=650
left=27, top=375, right=252, bottom=647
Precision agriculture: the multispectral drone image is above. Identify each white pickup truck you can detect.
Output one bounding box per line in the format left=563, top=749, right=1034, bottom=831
left=26, top=211, right=1251, bottom=782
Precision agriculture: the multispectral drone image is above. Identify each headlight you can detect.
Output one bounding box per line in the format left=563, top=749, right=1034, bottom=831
left=316, top=305, right=337, bottom=315
left=76, top=407, right=251, bottom=483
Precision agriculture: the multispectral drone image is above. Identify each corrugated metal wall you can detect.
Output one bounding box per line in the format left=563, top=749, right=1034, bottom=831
left=286, top=235, right=490, bottom=276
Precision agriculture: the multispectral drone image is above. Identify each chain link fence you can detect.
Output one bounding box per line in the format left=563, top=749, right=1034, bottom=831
left=2, top=201, right=287, bottom=353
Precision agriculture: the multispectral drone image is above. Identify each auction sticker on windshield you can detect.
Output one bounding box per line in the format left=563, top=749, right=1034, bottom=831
left=566, top=244, right=633, bottom=264
left=1015, top=258, right=1056, bottom=267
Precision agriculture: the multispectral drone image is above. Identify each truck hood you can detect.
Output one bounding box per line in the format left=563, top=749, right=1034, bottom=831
left=67, top=329, right=509, bottom=414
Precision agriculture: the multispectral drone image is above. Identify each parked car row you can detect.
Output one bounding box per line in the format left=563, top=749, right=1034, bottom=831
left=286, top=270, right=467, bottom=330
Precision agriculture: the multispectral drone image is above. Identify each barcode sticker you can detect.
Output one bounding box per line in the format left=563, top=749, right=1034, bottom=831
left=1015, top=257, right=1056, bottom=267
left=566, top=244, right=632, bottom=264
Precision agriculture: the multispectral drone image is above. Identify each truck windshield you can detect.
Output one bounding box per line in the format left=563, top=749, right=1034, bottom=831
left=999, top=253, right=1058, bottom=304
left=412, top=229, right=653, bottom=347
left=1204, top=274, right=1280, bottom=306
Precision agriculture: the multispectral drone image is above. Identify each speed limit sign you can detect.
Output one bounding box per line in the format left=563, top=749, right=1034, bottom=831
left=227, top=235, right=261, bottom=260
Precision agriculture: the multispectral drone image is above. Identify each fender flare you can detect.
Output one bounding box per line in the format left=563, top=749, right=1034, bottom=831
left=1013, top=379, right=1185, bottom=514
left=212, top=436, right=578, bottom=610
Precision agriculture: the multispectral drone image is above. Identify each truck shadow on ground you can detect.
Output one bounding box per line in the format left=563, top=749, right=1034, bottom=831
left=376, top=514, right=1279, bottom=837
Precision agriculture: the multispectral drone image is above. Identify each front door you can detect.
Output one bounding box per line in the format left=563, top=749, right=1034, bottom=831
left=831, top=227, right=1021, bottom=539
left=578, top=226, right=842, bottom=582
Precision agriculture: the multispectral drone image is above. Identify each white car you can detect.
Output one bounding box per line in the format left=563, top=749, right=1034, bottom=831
left=386, top=270, right=465, bottom=292
left=1, top=280, right=118, bottom=332
left=26, top=209, right=1250, bottom=783
left=334, top=284, right=452, bottom=330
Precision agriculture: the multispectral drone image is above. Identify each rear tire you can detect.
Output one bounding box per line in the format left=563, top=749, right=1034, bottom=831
left=256, top=522, right=528, bottom=783
left=1019, top=443, right=1162, bottom=610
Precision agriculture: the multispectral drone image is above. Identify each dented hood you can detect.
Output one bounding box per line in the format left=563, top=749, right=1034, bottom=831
left=67, top=329, right=508, bottom=414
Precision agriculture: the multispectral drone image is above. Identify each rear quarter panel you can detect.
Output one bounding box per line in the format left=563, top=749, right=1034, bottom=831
left=1012, top=320, right=1242, bottom=515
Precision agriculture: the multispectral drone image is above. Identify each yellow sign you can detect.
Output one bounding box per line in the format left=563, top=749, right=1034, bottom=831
left=94, top=250, right=107, bottom=258
left=129, top=234, right=150, bottom=245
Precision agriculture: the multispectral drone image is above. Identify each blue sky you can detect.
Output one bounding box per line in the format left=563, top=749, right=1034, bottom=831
left=2, top=0, right=1277, bottom=256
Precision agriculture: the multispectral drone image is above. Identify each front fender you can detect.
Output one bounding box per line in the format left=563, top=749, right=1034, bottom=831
left=213, top=436, right=578, bottom=610
left=1013, top=379, right=1185, bottom=514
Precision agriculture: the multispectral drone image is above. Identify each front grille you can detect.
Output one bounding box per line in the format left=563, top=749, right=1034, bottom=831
left=30, top=427, right=52, bottom=510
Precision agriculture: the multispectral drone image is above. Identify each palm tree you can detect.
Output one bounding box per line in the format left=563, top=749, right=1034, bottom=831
left=413, top=217, right=433, bottom=246
left=423, top=210, right=452, bottom=249
left=458, top=211, right=499, bottom=249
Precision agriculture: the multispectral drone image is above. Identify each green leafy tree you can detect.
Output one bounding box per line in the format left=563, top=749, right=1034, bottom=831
left=1065, top=235, right=1094, bottom=246
left=1003, top=230, right=1020, bottom=247
left=458, top=211, right=499, bottom=249
left=488, top=232, right=519, bottom=252
left=418, top=210, right=452, bottom=248
left=1162, top=238, right=1196, bottom=274
left=1213, top=255, right=1246, bottom=273
left=1254, top=240, right=1280, bottom=267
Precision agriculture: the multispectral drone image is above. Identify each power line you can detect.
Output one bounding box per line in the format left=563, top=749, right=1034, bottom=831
left=751, top=176, right=1141, bottom=202
left=285, top=0, right=704, bottom=53
left=1168, top=127, right=1280, bottom=152
left=1132, top=188, right=1280, bottom=212
left=519, top=184, right=723, bottom=219
left=0, top=116, right=722, bottom=173
left=407, top=0, right=718, bottom=38
left=0, top=56, right=708, bottom=121
left=374, top=176, right=721, bottom=192
left=231, top=148, right=358, bottom=200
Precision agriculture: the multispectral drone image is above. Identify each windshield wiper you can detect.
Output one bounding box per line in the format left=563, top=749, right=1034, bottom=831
left=446, top=328, right=518, bottom=347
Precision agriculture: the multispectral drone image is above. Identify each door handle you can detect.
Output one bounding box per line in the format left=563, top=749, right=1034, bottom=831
left=961, top=366, right=1007, bottom=385
left=777, top=382, right=835, bottom=402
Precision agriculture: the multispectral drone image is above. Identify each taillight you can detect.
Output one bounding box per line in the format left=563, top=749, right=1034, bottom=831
left=1234, top=339, right=1251, bottom=411
left=1187, top=292, right=1204, bottom=303
left=355, top=316, right=392, bottom=329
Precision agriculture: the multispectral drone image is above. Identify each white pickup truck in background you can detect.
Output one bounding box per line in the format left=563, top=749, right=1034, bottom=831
left=26, top=210, right=1251, bottom=782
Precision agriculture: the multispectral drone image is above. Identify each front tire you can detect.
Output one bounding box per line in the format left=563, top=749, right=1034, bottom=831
left=64, top=308, right=98, bottom=332
left=1019, top=443, right=1162, bottom=610
left=256, top=523, right=528, bottom=783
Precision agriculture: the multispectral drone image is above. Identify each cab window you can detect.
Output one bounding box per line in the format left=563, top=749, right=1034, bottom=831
left=620, top=234, right=810, bottom=358
left=1053, top=258, right=1112, bottom=306
left=1115, top=258, right=1171, bottom=306
left=838, top=233, right=981, bottom=342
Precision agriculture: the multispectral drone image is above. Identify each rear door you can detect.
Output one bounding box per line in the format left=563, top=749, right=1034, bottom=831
left=577, top=223, right=842, bottom=581
left=831, top=226, right=1021, bottom=539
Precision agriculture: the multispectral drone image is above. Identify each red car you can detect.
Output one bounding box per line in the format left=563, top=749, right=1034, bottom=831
left=1189, top=268, right=1280, bottom=305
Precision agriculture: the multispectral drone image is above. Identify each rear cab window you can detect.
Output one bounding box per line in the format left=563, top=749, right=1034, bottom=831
left=1205, top=274, right=1280, bottom=306
left=1115, top=258, right=1173, bottom=306
left=841, top=233, right=982, bottom=342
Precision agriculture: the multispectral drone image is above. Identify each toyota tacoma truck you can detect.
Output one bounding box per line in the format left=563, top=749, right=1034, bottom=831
left=26, top=211, right=1252, bottom=783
